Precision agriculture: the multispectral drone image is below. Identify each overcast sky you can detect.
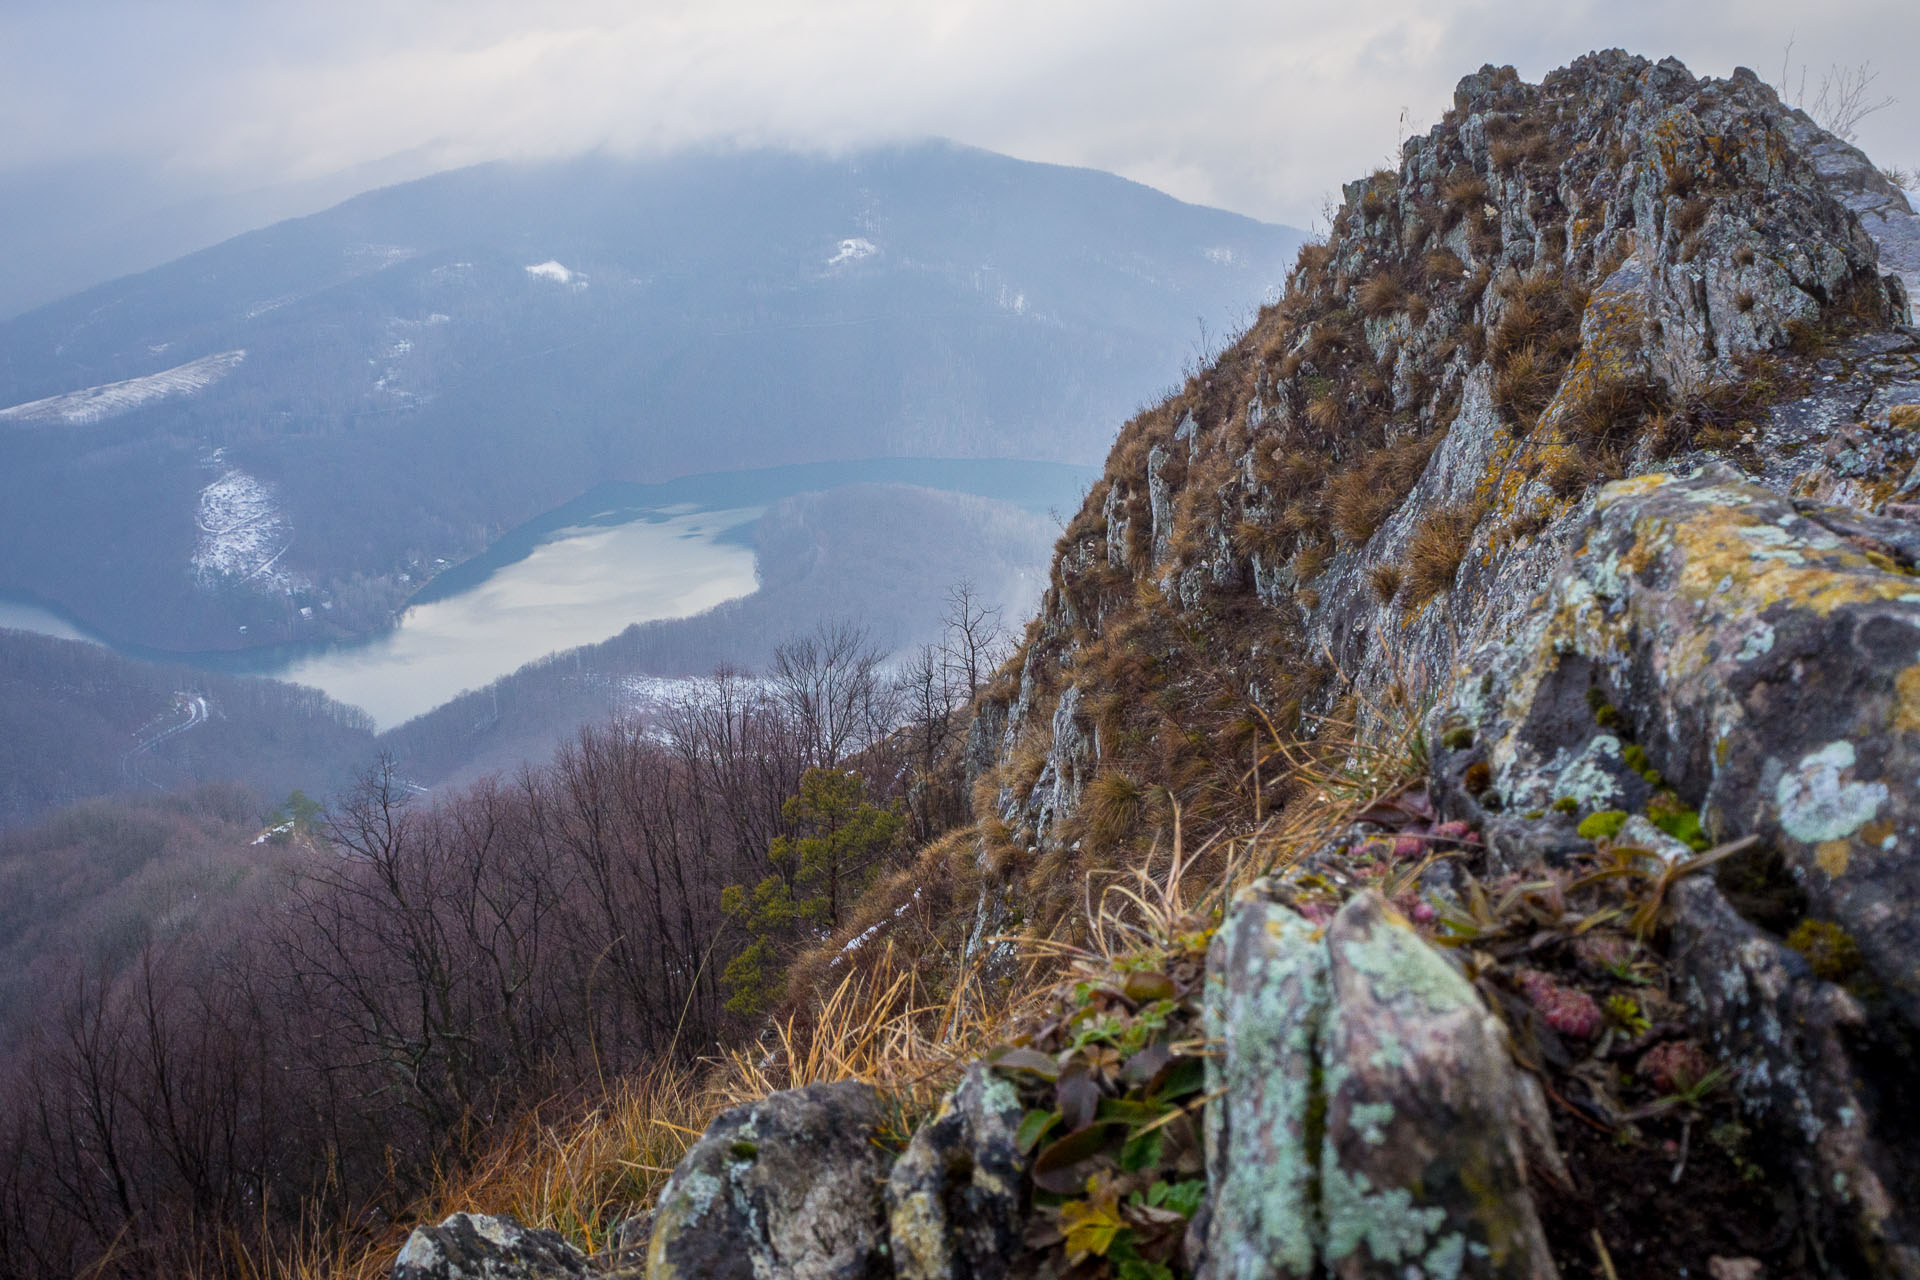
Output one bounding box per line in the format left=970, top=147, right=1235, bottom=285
left=2, top=0, right=1916, bottom=230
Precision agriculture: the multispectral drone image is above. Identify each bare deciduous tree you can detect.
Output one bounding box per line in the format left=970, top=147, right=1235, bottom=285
left=1778, top=41, right=1897, bottom=143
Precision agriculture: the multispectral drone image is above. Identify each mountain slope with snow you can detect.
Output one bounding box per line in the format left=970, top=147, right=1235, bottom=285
left=0, top=143, right=1304, bottom=652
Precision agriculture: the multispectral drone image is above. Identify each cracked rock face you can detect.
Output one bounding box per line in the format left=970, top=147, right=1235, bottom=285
left=1200, top=890, right=1559, bottom=1279
left=1430, top=466, right=1920, bottom=1272
left=1433, top=466, right=1920, bottom=1026
left=887, top=1063, right=1032, bottom=1280
left=647, top=1081, right=893, bottom=1280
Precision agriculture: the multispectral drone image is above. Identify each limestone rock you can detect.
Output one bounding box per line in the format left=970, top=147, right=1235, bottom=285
left=647, top=1080, right=892, bottom=1280
left=1430, top=464, right=1920, bottom=1271
left=1200, top=889, right=1558, bottom=1279
left=1433, top=466, right=1920, bottom=1023
left=887, top=1063, right=1031, bottom=1280
left=390, top=1214, right=595, bottom=1280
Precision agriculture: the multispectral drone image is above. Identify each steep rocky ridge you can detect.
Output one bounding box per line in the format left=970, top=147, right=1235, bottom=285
left=386, top=52, right=1920, bottom=1280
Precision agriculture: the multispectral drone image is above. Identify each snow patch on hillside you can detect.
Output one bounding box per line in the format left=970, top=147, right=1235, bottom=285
left=526, top=260, right=587, bottom=289
left=827, top=237, right=878, bottom=266
left=0, top=350, right=246, bottom=427
left=193, top=468, right=293, bottom=586
left=1203, top=246, right=1238, bottom=266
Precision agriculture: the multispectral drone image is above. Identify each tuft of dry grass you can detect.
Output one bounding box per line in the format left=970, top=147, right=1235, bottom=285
left=1307, top=393, right=1345, bottom=433
left=1330, top=467, right=1402, bottom=544
left=1292, top=537, right=1333, bottom=583
left=1369, top=562, right=1404, bottom=604
left=1671, top=197, right=1711, bottom=238
left=1082, top=769, right=1164, bottom=852
left=1424, top=249, right=1467, bottom=284
left=1404, top=504, right=1481, bottom=604
left=1441, top=168, right=1490, bottom=212
left=1561, top=376, right=1668, bottom=449
left=1493, top=344, right=1558, bottom=425
left=1358, top=271, right=1406, bottom=317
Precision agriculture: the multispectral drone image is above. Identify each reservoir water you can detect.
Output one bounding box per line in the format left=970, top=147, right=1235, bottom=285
left=0, top=458, right=1094, bottom=730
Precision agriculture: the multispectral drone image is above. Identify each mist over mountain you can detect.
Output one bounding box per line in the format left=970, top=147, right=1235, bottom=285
left=0, top=143, right=1303, bottom=655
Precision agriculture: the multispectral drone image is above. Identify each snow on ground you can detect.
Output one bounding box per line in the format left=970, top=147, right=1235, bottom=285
left=345, top=244, right=416, bottom=271
left=192, top=468, right=293, bottom=586
left=826, top=237, right=878, bottom=266
left=0, top=350, right=245, bottom=427
left=526, top=260, right=588, bottom=288
left=1203, top=246, right=1238, bottom=266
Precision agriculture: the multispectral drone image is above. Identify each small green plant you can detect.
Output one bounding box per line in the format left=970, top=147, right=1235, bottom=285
left=722, top=768, right=904, bottom=1013
left=1578, top=810, right=1630, bottom=841
left=1785, top=919, right=1864, bottom=982
left=1605, top=994, right=1650, bottom=1036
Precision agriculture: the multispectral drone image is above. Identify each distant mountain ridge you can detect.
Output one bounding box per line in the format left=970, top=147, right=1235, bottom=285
left=0, top=143, right=1304, bottom=653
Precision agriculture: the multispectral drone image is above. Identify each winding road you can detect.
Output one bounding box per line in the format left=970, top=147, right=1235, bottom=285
left=121, top=692, right=210, bottom=789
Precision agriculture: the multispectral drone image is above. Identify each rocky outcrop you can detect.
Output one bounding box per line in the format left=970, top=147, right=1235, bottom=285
left=1202, top=890, right=1559, bottom=1279
left=390, top=1214, right=597, bottom=1280
left=646, top=1081, right=893, bottom=1280
left=1429, top=465, right=1920, bottom=1273
left=886, top=1065, right=1031, bottom=1280
left=983, top=51, right=1915, bottom=865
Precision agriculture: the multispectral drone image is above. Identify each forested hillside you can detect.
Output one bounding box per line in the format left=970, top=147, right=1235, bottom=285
left=0, top=629, right=375, bottom=828
left=0, top=609, right=1007, bottom=1277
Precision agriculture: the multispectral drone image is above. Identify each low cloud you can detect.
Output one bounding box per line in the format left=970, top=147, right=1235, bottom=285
left=2, top=0, right=1915, bottom=228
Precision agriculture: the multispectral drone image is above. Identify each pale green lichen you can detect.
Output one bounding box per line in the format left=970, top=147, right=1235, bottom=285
left=1321, top=1163, right=1448, bottom=1265
left=1424, top=1231, right=1470, bottom=1280
left=1776, top=741, right=1888, bottom=843
left=1735, top=621, right=1775, bottom=660
left=1349, top=1101, right=1396, bottom=1146
left=1206, top=901, right=1330, bottom=1274
left=1552, top=733, right=1630, bottom=810
left=1338, top=922, right=1476, bottom=1018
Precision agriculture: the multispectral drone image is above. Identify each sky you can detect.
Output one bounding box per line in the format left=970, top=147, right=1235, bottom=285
left=2, top=0, right=1916, bottom=237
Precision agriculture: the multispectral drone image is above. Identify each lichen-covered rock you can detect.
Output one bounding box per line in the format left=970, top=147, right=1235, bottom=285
left=1430, top=464, right=1920, bottom=1271
left=1433, top=466, right=1920, bottom=1023
left=1665, top=876, right=1919, bottom=1276
left=1200, top=889, right=1558, bottom=1279
left=646, top=1080, right=892, bottom=1280
left=390, top=1214, right=596, bottom=1280
left=887, top=1063, right=1031, bottom=1280
left=1201, top=894, right=1328, bottom=1278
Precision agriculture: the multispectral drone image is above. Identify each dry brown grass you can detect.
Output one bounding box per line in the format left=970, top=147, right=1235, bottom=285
left=1424, top=249, right=1467, bottom=284
left=1292, top=537, right=1333, bottom=583
left=1492, top=344, right=1557, bottom=424
left=1327, top=431, right=1441, bottom=546
left=1358, top=270, right=1405, bottom=317
left=1369, top=562, right=1404, bottom=604
left=1307, top=393, right=1345, bottom=433
left=1329, top=467, right=1400, bottom=544
left=1561, top=376, right=1668, bottom=449
left=1671, top=197, right=1711, bottom=238
left=1490, top=129, right=1553, bottom=172
left=1303, top=315, right=1361, bottom=365
left=1082, top=768, right=1164, bottom=853
left=1441, top=168, right=1489, bottom=212
left=1404, top=504, right=1481, bottom=604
